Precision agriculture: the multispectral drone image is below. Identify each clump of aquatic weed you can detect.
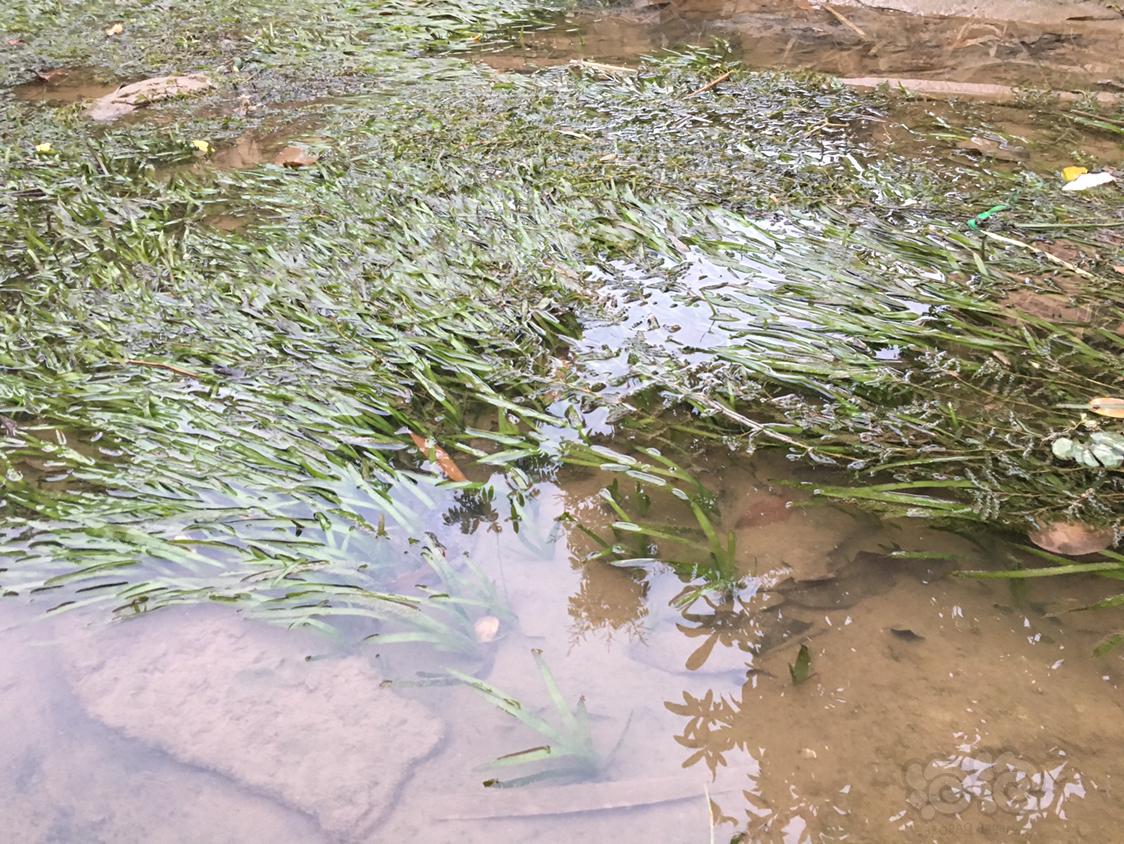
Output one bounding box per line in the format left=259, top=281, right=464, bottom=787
left=0, top=0, right=1121, bottom=638
left=450, top=649, right=603, bottom=787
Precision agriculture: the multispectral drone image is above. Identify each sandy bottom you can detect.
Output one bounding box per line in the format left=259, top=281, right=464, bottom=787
left=2, top=450, right=1122, bottom=842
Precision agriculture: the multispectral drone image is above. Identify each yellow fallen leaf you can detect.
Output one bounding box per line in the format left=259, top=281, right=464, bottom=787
left=34, top=142, right=53, bottom=154
left=190, top=139, right=211, bottom=154
left=105, top=22, right=124, bottom=36
left=1089, top=397, right=1124, bottom=419
left=1062, top=166, right=1088, bottom=183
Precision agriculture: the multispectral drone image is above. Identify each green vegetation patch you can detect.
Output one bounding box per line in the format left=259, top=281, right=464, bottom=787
left=0, top=0, right=1121, bottom=626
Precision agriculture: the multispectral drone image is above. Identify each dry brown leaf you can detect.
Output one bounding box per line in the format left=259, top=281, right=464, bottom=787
left=1088, top=397, right=1124, bottom=419
left=86, top=74, right=212, bottom=122
left=473, top=616, right=501, bottom=643
left=1029, top=521, right=1114, bottom=556
left=273, top=146, right=319, bottom=168
left=409, top=432, right=468, bottom=482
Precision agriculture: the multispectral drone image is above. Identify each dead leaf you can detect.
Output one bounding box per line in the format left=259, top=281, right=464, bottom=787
left=1029, top=521, right=1115, bottom=556
left=409, top=432, right=468, bottom=482
left=85, top=74, right=212, bottom=122
left=473, top=616, right=501, bottom=643
left=273, top=146, right=318, bottom=168
left=104, top=23, right=124, bottom=36
left=1089, top=397, right=1124, bottom=419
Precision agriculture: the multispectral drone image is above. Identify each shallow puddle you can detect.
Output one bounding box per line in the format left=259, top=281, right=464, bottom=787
left=12, top=68, right=119, bottom=104
left=2, top=447, right=1121, bottom=841
left=858, top=97, right=1124, bottom=175
left=2, top=1, right=1122, bottom=840
left=481, top=0, right=1124, bottom=91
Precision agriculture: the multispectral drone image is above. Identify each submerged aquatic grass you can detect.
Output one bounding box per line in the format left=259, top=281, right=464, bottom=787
left=451, top=649, right=601, bottom=787
left=0, top=0, right=1121, bottom=641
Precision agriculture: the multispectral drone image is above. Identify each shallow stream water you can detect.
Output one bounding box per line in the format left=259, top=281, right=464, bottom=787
left=484, top=0, right=1124, bottom=91
left=2, top=1, right=1123, bottom=843
left=3, top=445, right=1123, bottom=842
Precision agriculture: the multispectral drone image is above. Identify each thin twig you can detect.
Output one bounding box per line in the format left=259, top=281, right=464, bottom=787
left=1012, top=221, right=1124, bottom=230
left=687, top=70, right=733, bottom=98
left=122, top=359, right=206, bottom=379
left=840, top=76, right=1122, bottom=107
left=824, top=4, right=868, bottom=40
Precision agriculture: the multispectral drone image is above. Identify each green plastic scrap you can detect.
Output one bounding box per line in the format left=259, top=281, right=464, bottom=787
left=967, top=203, right=1010, bottom=230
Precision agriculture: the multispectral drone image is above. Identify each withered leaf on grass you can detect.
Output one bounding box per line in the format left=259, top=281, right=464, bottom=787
left=1029, top=521, right=1115, bottom=556
left=409, top=432, right=467, bottom=482
left=1088, top=397, right=1124, bottom=419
